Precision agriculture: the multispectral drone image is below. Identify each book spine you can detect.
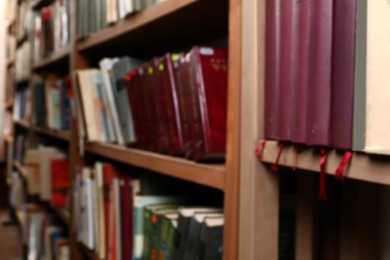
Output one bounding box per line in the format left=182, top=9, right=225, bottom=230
left=330, top=0, right=356, bottom=149
left=278, top=0, right=294, bottom=141
left=305, top=0, right=333, bottom=146
left=291, top=0, right=310, bottom=143
left=140, top=65, right=155, bottom=151
left=264, top=0, right=280, bottom=140
left=126, top=71, right=143, bottom=148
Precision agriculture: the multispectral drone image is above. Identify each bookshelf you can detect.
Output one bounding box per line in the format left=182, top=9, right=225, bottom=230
left=32, top=46, right=70, bottom=70
left=31, top=126, right=71, bottom=141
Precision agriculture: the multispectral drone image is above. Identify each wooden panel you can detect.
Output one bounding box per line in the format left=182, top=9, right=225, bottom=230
left=84, top=142, right=225, bottom=190
left=32, top=47, right=70, bottom=70
left=223, top=0, right=242, bottom=258
left=31, top=125, right=70, bottom=141
left=261, top=141, right=390, bottom=186
left=237, top=0, right=279, bottom=259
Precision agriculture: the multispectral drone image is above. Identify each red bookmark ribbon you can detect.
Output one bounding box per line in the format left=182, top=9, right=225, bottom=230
left=318, top=149, right=327, bottom=200
left=255, top=140, right=266, bottom=156
left=335, top=151, right=352, bottom=181
left=271, top=143, right=285, bottom=173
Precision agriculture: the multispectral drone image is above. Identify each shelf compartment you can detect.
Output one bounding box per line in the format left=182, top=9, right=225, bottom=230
left=85, top=142, right=225, bottom=190
left=31, top=0, right=54, bottom=10
left=261, top=141, right=390, bottom=186
left=32, top=47, right=70, bottom=70
left=32, top=125, right=71, bottom=141
left=14, top=119, right=30, bottom=129
left=79, top=243, right=99, bottom=260
left=77, top=0, right=228, bottom=53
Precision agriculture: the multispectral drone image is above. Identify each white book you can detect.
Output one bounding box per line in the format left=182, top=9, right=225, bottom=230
left=353, top=0, right=390, bottom=154
left=99, top=58, right=124, bottom=145
left=84, top=168, right=95, bottom=249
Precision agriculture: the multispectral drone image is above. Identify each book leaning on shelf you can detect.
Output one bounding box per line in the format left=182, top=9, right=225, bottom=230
left=75, top=46, right=228, bottom=162
left=264, top=0, right=390, bottom=153
left=74, top=162, right=225, bottom=260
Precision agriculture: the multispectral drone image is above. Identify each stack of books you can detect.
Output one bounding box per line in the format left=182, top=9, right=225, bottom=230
left=74, top=162, right=224, bottom=260
left=75, top=46, right=228, bottom=161
left=264, top=0, right=390, bottom=153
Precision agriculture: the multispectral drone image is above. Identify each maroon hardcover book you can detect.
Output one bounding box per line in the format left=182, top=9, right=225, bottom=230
left=291, top=0, right=310, bottom=143
left=119, top=174, right=133, bottom=260
left=155, top=54, right=185, bottom=155
left=329, top=0, right=356, bottom=149
left=264, top=0, right=280, bottom=140
left=278, top=0, right=294, bottom=141
left=305, top=0, right=334, bottom=146
left=188, top=46, right=228, bottom=161
left=51, top=159, right=69, bottom=208
left=147, top=60, right=169, bottom=153
left=175, top=53, right=194, bottom=159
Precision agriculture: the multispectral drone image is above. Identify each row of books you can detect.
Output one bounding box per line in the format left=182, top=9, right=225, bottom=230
left=22, top=204, right=69, bottom=260
left=15, top=0, right=29, bottom=40
left=32, top=74, right=71, bottom=130
left=13, top=84, right=30, bottom=121
left=75, top=162, right=224, bottom=260
left=264, top=0, right=390, bottom=154
left=24, top=146, right=70, bottom=208
left=32, top=0, right=70, bottom=62
left=76, top=0, right=164, bottom=39
left=76, top=46, right=228, bottom=161
left=15, top=41, right=31, bottom=82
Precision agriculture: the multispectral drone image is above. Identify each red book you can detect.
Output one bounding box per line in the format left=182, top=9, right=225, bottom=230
left=278, top=0, right=294, bottom=141
left=264, top=0, right=280, bottom=140
left=188, top=46, right=228, bottom=161
left=155, top=54, right=185, bottom=155
left=305, top=0, right=334, bottom=146
left=329, top=0, right=356, bottom=149
left=103, top=164, right=117, bottom=260
left=291, top=0, right=310, bottom=143
left=175, top=53, right=194, bottom=158
left=125, top=69, right=144, bottom=149
left=51, top=159, right=69, bottom=208
left=119, top=175, right=133, bottom=260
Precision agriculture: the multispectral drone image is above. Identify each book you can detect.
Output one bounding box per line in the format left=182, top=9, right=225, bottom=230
left=277, top=0, right=294, bottom=141
left=112, top=57, right=143, bottom=144
left=25, top=149, right=41, bottom=195
left=38, top=147, right=63, bottom=201
left=264, top=0, right=280, bottom=140
left=290, top=0, right=310, bottom=143
left=51, top=158, right=70, bottom=207
left=329, top=0, right=356, bottom=149
left=352, top=0, right=390, bottom=154
left=198, top=217, right=224, bottom=260
left=305, top=0, right=334, bottom=146
left=187, top=47, right=228, bottom=161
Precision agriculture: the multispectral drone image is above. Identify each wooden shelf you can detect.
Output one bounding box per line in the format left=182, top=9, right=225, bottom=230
left=79, top=243, right=99, bottom=260
left=14, top=160, right=28, bottom=179
left=16, top=77, right=29, bottom=85
left=14, top=119, right=30, bottom=129
left=32, top=125, right=70, bottom=141
left=77, top=0, right=228, bottom=52
left=84, top=142, right=225, bottom=190
left=261, top=141, right=390, bottom=187
left=31, top=0, right=54, bottom=10
left=32, top=47, right=70, bottom=70
left=5, top=135, right=13, bottom=144
left=37, top=200, right=70, bottom=227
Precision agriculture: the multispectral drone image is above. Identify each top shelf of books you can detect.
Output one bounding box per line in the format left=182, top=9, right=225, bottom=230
left=261, top=141, right=390, bottom=187
left=76, top=0, right=228, bottom=52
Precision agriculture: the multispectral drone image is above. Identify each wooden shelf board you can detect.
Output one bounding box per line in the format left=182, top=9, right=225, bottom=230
left=79, top=243, right=100, bottom=260
left=261, top=141, right=390, bottom=187
left=14, top=119, right=30, bottom=129
left=85, top=142, right=225, bottom=190
left=16, top=77, right=29, bottom=85
left=31, top=0, right=54, bottom=10
left=77, top=0, right=228, bottom=52
left=32, top=47, right=70, bottom=70
left=14, top=160, right=27, bottom=179
left=37, top=200, right=70, bottom=227
left=32, top=125, right=70, bottom=141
